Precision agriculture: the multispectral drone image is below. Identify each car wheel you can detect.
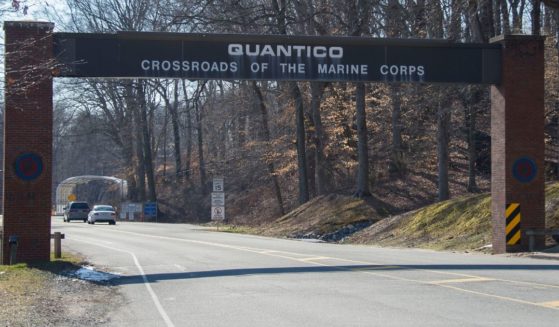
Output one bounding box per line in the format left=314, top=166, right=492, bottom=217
left=83, top=219, right=87, bottom=223
left=91, top=221, right=95, bottom=225
left=109, top=221, right=116, bottom=225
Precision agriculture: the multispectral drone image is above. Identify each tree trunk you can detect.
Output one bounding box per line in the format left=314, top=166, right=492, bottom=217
left=467, top=0, right=484, bottom=42
left=134, top=108, right=146, bottom=202
left=413, top=0, right=427, bottom=38
left=464, top=1, right=485, bottom=192
left=466, top=89, right=479, bottom=192
left=437, top=90, right=451, bottom=201
left=195, top=97, right=207, bottom=191
left=542, top=6, right=552, bottom=34
left=252, top=81, right=285, bottom=214
left=137, top=82, right=157, bottom=202
left=501, top=0, right=511, bottom=34
left=494, top=0, right=502, bottom=35
left=310, top=82, right=328, bottom=195
left=354, top=82, right=371, bottom=198
left=271, top=0, right=309, bottom=204
left=169, top=80, right=182, bottom=182
left=291, top=81, right=310, bottom=204
left=181, top=79, right=192, bottom=180
left=479, top=0, right=495, bottom=39
left=162, top=101, right=168, bottom=178
left=122, top=137, right=137, bottom=202
left=389, top=84, right=405, bottom=175
left=532, top=0, right=541, bottom=36
left=510, top=0, right=525, bottom=32
left=127, top=82, right=146, bottom=202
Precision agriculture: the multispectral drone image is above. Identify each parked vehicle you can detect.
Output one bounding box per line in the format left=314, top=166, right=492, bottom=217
left=63, top=201, right=90, bottom=223
left=87, top=205, right=117, bottom=225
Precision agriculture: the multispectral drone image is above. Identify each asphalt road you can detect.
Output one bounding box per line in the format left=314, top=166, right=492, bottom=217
left=52, top=218, right=559, bottom=327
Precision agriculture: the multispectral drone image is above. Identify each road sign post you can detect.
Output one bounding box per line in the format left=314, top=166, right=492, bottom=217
left=212, top=178, right=225, bottom=227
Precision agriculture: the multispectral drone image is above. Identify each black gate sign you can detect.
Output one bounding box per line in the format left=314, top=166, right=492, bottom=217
left=53, top=32, right=501, bottom=84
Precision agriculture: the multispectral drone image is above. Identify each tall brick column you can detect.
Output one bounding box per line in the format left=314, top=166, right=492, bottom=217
left=490, top=35, right=545, bottom=253
left=2, top=22, right=54, bottom=264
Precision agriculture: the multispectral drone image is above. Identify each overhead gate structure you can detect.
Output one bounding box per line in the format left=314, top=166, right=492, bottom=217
left=1, top=21, right=544, bottom=263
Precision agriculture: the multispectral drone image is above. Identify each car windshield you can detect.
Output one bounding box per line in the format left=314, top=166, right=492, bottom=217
left=71, top=203, right=89, bottom=209
left=95, top=206, right=114, bottom=212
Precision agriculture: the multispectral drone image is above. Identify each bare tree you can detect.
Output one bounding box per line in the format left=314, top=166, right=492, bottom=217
left=271, top=0, right=310, bottom=204
left=154, top=80, right=183, bottom=182
left=252, top=81, right=285, bottom=214
left=350, top=0, right=373, bottom=198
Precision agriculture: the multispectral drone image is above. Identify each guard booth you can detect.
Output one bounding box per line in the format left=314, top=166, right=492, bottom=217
left=1, top=20, right=545, bottom=263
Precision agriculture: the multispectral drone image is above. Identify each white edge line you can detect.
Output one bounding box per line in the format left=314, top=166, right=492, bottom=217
left=72, top=237, right=175, bottom=327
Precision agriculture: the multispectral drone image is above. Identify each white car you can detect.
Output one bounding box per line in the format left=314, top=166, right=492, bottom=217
left=87, top=205, right=117, bottom=225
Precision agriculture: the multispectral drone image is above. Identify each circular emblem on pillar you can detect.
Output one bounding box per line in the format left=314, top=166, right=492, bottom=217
left=14, top=152, right=44, bottom=181
left=512, top=156, right=537, bottom=183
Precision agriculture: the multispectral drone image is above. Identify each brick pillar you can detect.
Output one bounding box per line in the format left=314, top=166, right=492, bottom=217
left=2, top=22, right=54, bottom=264
left=490, top=35, right=545, bottom=253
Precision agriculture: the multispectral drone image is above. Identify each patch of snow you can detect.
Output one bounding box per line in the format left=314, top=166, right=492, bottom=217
left=72, top=265, right=119, bottom=282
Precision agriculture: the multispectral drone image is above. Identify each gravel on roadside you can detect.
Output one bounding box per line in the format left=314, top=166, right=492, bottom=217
left=0, top=265, right=121, bottom=327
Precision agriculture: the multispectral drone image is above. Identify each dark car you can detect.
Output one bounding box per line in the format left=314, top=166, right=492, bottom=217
left=63, top=201, right=90, bottom=222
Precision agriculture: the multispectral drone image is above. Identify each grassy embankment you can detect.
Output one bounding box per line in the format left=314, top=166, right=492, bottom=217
left=220, top=183, right=559, bottom=251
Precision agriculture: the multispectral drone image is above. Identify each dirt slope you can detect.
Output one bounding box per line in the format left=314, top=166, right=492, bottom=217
left=258, top=194, right=383, bottom=240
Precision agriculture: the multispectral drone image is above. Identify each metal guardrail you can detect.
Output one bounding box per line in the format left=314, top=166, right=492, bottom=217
left=524, top=229, right=559, bottom=252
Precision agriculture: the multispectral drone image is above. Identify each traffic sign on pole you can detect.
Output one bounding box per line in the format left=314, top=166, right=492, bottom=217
left=213, top=178, right=224, bottom=192
left=211, top=192, right=225, bottom=206
left=211, top=206, right=225, bottom=221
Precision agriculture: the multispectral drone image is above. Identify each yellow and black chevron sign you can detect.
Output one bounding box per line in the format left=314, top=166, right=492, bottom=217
left=506, top=203, right=521, bottom=245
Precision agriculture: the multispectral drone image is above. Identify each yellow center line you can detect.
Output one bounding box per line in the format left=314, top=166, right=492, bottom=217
left=87, top=228, right=559, bottom=310
left=430, top=277, right=495, bottom=284
left=540, top=301, right=559, bottom=308
left=298, top=257, right=331, bottom=262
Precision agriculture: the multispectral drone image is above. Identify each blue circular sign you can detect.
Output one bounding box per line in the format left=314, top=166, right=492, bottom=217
left=512, top=156, right=537, bottom=183
left=14, top=152, right=43, bottom=181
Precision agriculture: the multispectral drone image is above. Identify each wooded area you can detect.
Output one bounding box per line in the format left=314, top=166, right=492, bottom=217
left=4, top=0, right=559, bottom=223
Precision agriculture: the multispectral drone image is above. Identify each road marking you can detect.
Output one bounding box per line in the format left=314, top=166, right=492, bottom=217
left=72, top=237, right=175, bottom=327
left=81, top=227, right=559, bottom=311
left=298, top=256, right=330, bottom=262
left=540, top=301, right=559, bottom=308
left=429, top=277, right=494, bottom=284
left=99, top=228, right=559, bottom=288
